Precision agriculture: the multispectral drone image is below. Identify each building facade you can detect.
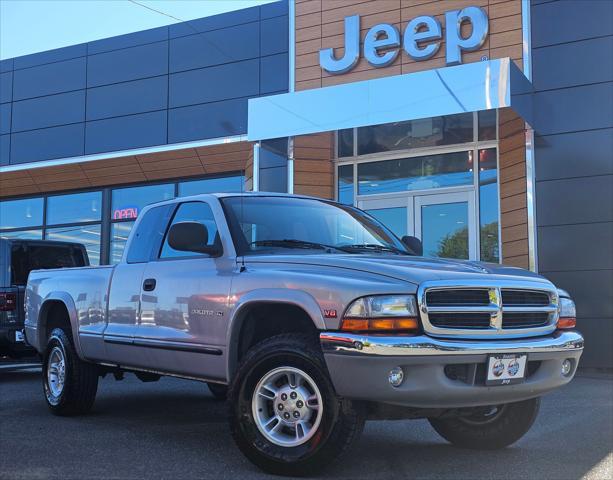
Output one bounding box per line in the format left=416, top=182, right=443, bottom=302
left=0, top=0, right=611, bottom=367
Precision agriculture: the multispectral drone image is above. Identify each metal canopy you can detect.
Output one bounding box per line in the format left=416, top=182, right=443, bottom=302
left=248, top=57, right=533, bottom=141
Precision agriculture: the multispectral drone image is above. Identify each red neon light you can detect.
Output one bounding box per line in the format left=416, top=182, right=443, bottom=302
left=113, top=207, right=138, bottom=220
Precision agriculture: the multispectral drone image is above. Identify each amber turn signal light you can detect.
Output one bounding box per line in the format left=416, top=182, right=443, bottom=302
left=557, top=317, right=576, bottom=329
left=340, top=317, right=419, bottom=332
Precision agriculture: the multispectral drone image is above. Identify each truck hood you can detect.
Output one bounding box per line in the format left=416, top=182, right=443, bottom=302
left=245, top=254, right=550, bottom=287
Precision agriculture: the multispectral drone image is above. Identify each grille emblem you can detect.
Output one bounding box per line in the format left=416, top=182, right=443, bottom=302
left=489, top=288, right=503, bottom=330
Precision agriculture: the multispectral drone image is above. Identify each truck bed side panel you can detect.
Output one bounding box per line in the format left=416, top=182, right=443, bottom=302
left=25, top=266, right=114, bottom=357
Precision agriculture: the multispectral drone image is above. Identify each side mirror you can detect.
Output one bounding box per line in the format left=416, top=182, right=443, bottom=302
left=167, top=222, right=221, bottom=256
left=401, top=235, right=423, bottom=256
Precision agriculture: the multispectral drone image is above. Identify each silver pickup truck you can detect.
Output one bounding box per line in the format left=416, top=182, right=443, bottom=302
left=25, top=193, right=584, bottom=475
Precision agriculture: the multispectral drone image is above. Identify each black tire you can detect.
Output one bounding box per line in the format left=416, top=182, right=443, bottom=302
left=43, top=327, right=99, bottom=416
left=229, top=333, right=364, bottom=476
left=207, top=382, right=228, bottom=400
left=429, top=398, right=540, bottom=450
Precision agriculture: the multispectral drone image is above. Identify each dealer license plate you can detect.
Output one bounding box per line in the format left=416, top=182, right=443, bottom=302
left=486, top=354, right=527, bottom=385
left=14, top=330, right=25, bottom=343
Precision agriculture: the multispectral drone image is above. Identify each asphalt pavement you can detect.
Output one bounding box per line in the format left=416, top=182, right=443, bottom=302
left=0, top=362, right=611, bottom=480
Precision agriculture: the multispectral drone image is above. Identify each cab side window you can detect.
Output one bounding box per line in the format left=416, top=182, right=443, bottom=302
left=160, top=202, right=220, bottom=259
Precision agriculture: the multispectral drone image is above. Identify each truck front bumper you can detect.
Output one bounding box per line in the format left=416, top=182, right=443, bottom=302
left=320, top=330, right=584, bottom=408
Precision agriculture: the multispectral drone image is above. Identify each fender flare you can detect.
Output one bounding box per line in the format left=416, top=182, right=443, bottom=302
left=37, top=292, right=84, bottom=358
left=225, top=289, right=326, bottom=381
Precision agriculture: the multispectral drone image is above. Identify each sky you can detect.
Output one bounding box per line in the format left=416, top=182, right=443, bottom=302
left=0, top=0, right=276, bottom=60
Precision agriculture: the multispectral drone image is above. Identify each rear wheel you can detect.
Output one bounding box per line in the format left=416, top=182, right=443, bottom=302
left=429, top=398, right=540, bottom=450
left=43, top=327, right=98, bottom=416
left=229, top=333, right=364, bottom=476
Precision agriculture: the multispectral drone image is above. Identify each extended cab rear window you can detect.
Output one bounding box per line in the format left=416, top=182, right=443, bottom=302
left=11, top=244, right=87, bottom=286
left=126, top=204, right=173, bottom=263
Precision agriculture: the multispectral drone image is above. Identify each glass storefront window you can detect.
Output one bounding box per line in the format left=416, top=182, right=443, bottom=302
left=421, top=202, right=469, bottom=259
left=337, top=129, right=354, bottom=157
left=365, top=207, right=407, bottom=240
left=478, top=110, right=497, bottom=141
left=179, top=175, right=243, bottom=196
left=0, top=230, right=43, bottom=240
left=110, top=221, right=135, bottom=264
left=111, top=183, right=174, bottom=220
left=337, top=165, right=354, bottom=205
left=46, top=224, right=101, bottom=265
left=358, top=151, right=474, bottom=195
left=357, top=113, right=473, bottom=156
left=478, top=148, right=500, bottom=263
left=47, top=192, right=102, bottom=225
left=0, top=197, right=44, bottom=229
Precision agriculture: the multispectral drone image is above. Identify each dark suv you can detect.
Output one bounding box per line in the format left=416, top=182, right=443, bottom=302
left=0, top=239, right=88, bottom=358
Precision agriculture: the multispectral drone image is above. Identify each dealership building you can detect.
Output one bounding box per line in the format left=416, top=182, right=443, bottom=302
left=0, top=0, right=611, bottom=367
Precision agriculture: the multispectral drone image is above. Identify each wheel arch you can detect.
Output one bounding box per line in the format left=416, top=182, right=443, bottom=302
left=37, top=293, right=83, bottom=357
left=226, top=289, right=326, bottom=382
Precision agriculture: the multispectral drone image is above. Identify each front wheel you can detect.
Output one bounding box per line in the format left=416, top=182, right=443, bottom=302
left=429, top=398, right=540, bottom=450
left=229, top=334, right=364, bottom=476
left=43, top=328, right=99, bottom=416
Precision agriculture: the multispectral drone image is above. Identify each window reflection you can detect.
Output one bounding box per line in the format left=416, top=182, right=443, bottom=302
left=337, top=129, right=354, bottom=157
left=111, top=184, right=174, bottom=220
left=47, top=192, right=101, bottom=225
left=337, top=165, right=354, bottom=205
left=0, top=198, right=44, bottom=229
left=478, top=110, right=497, bottom=141
left=357, top=113, right=473, bottom=155
left=0, top=230, right=43, bottom=240
left=358, top=151, right=473, bottom=195
left=179, top=175, right=243, bottom=196
left=110, top=221, right=135, bottom=264
left=479, top=148, right=500, bottom=263
left=46, top=224, right=101, bottom=265
left=365, top=207, right=407, bottom=239
left=421, top=202, right=469, bottom=259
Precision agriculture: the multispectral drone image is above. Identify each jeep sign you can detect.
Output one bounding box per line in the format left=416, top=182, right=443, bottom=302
left=319, top=6, right=489, bottom=74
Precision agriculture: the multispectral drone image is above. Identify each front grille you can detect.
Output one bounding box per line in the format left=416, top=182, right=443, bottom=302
left=502, top=290, right=550, bottom=306
left=426, top=289, right=489, bottom=306
left=420, top=283, right=557, bottom=337
left=502, top=312, right=550, bottom=329
left=429, top=312, right=491, bottom=329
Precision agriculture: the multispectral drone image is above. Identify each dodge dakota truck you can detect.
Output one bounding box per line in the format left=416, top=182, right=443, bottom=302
left=25, top=193, right=584, bottom=475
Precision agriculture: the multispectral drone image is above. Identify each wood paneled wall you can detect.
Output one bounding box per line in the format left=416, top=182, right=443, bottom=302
left=498, top=108, right=529, bottom=269
left=0, top=142, right=251, bottom=198
left=293, top=132, right=334, bottom=198
left=295, top=0, right=523, bottom=91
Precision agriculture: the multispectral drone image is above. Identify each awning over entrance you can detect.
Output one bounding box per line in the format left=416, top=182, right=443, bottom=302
left=248, top=58, right=532, bottom=141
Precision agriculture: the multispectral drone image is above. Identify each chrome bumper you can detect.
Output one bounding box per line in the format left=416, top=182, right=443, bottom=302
left=320, top=331, right=584, bottom=408
left=320, top=330, right=584, bottom=357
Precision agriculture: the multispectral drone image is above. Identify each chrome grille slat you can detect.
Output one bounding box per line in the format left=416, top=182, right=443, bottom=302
left=418, top=281, right=559, bottom=339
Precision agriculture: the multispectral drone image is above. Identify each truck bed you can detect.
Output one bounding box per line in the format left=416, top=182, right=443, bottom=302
left=25, top=265, right=115, bottom=354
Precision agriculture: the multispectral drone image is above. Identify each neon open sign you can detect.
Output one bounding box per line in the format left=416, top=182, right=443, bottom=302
left=113, top=207, right=138, bottom=220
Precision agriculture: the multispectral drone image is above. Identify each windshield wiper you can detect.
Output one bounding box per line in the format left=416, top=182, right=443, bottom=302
left=250, top=239, right=346, bottom=253
left=341, top=244, right=412, bottom=255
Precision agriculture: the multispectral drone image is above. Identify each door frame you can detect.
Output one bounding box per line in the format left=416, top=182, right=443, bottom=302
left=359, top=189, right=478, bottom=260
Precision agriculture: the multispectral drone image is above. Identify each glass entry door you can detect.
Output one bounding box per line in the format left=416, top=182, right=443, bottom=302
left=359, top=191, right=477, bottom=260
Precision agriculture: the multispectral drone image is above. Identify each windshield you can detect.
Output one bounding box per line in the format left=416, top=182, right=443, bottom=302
left=221, top=196, right=410, bottom=256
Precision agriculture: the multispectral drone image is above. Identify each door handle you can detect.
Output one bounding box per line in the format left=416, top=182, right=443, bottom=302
left=143, top=278, right=156, bottom=291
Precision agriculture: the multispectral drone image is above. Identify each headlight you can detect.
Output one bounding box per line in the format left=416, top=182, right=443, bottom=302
left=342, top=295, right=419, bottom=332
left=557, top=289, right=576, bottom=329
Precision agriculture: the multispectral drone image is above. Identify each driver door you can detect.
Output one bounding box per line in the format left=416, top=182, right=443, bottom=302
left=136, top=200, right=235, bottom=380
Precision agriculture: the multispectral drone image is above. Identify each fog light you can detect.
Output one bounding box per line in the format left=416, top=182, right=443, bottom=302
left=388, top=367, right=404, bottom=387
left=561, top=359, right=573, bottom=376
